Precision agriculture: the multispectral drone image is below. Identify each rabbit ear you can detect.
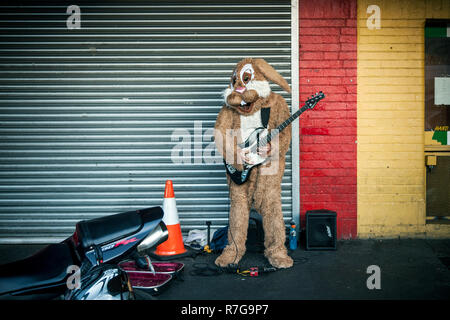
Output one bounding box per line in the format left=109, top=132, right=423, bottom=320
left=253, top=58, right=291, bottom=94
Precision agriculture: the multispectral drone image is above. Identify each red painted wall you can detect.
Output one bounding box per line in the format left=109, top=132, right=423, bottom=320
left=298, top=0, right=357, bottom=239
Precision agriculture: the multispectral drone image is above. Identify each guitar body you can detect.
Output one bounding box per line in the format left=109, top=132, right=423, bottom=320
left=225, top=127, right=269, bottom=185
left=239, top=127, right=269, bottom=166
left=224, top=161, right=256, bottom=185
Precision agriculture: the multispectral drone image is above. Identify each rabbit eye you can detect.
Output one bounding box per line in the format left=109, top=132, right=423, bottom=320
left=231, top=76, right=237, bottom=86
left=240, top=64, right=254, bottom=84
left=243, top=72, right=252, bottom=84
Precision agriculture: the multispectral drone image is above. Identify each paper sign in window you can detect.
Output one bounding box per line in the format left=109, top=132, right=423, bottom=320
left=434, top=77, right=450, bottom=105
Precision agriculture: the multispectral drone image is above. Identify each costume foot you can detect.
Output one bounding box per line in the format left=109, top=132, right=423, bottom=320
left=214, top=247, right=242, bottom=267
left=267, top=253, right=294, bottom=269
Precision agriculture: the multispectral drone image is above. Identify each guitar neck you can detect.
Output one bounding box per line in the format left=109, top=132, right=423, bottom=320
left=261, top=104, right=311, bottom=146
left=276, top=104, right=310, bottom=132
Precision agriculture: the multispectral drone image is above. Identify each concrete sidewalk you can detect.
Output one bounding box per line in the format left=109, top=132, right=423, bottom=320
left=0, top=239, right=449, bottom=300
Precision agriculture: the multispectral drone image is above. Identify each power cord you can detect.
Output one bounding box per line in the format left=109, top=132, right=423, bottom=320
left=189, top=263, right=223, bottom=277
left=189, top=262, right=278, bottom=278
left=292, top=257, right=309, bottom=265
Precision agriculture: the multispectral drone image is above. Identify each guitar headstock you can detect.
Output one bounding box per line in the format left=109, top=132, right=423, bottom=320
left=305, top=91, right=325, bottom=109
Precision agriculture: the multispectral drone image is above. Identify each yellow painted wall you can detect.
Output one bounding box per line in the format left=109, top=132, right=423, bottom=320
left=357, top=0, right=450, bottom=238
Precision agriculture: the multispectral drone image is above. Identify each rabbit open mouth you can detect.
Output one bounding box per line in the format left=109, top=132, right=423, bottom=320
left=237, top=101, right=253, bottom=113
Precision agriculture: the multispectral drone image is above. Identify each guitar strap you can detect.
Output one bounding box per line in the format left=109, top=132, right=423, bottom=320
left=261, top=107, right=270, bottom=128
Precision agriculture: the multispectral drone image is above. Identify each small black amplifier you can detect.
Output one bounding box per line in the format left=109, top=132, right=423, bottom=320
left=305, top=209, right=337, bottom=250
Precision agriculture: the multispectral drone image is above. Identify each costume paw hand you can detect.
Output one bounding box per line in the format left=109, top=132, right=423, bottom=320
left=257, top=143, right=271, bottom=157
left=238, top=147, right=249, bottom=164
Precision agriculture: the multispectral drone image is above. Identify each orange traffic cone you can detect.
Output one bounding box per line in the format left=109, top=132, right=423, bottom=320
left=154, top=180, right=187, bottom=257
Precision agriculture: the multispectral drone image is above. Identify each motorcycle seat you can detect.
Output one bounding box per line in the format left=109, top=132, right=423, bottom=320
left=0, top=243, right=74, bottom=296
left=76, top=207, right=163, bottom=249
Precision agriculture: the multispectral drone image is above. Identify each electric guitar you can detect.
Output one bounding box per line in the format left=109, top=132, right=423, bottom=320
left=224, top=91, right=325, bottom=185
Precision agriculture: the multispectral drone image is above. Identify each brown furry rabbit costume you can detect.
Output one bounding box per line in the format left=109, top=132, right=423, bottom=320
left=214, top=58, right=293, bottom=269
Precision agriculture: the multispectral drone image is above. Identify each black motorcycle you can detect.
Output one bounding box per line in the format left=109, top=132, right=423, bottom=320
left=0, top=206, right=169, bottom=300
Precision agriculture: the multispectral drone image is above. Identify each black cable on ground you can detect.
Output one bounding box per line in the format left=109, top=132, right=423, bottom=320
left=189, top=262, right=224, bottom=277
left=292, top=256, right=309, bottom=265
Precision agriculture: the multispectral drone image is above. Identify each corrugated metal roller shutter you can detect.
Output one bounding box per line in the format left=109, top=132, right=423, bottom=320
left=0, top=0, right=293, bottom=243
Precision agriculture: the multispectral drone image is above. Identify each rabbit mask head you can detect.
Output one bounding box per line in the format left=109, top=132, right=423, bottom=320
left=223, top=58, right=291, bottom=115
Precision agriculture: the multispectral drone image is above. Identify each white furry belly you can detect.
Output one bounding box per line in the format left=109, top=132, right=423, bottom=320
left=240, top=109, right=263, bottom=143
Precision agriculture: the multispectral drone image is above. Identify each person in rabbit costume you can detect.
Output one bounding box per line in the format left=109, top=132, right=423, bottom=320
left=213, top=58, right=294, bottom=269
